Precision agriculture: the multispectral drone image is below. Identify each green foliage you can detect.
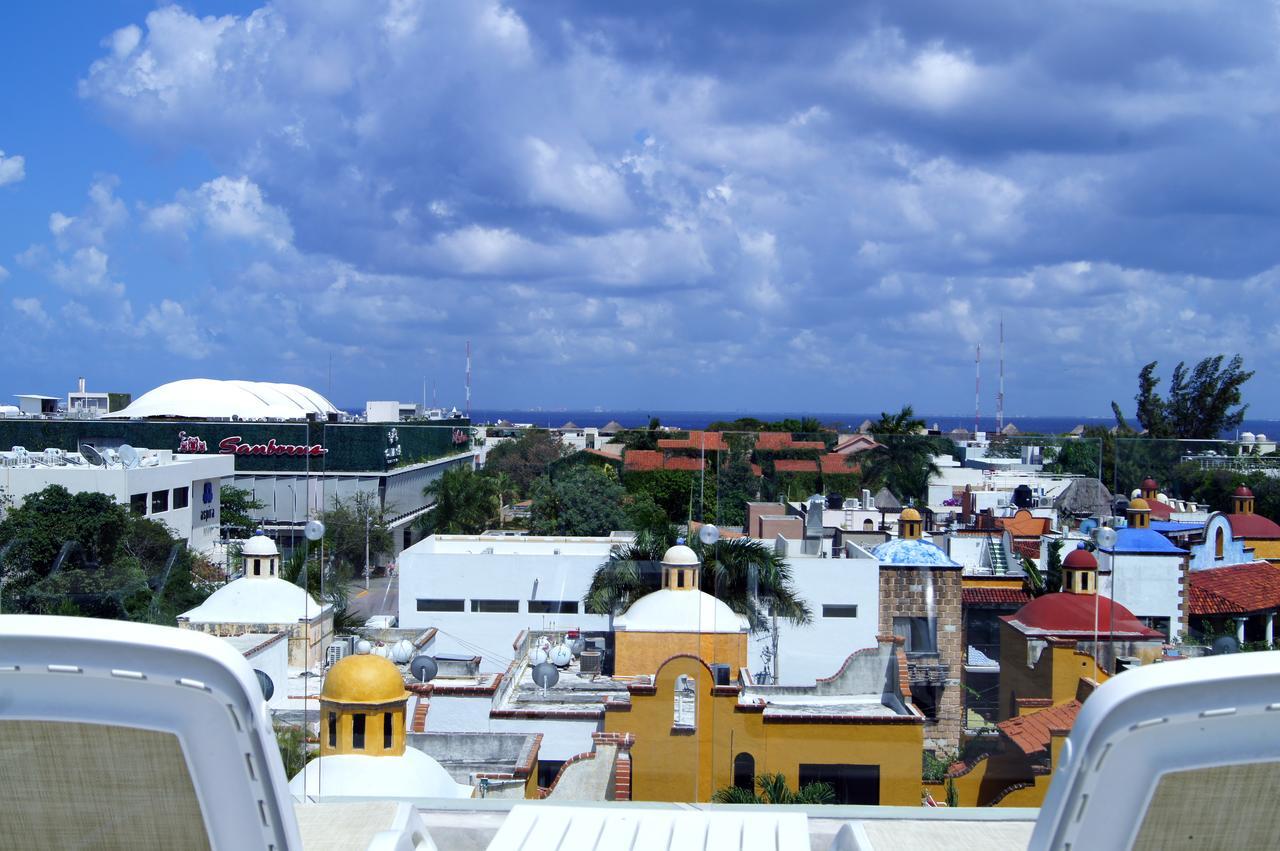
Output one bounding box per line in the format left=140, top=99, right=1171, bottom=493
left=274, top=723, right=312, bottom=779
left=711, top=772, right=835, bottom=805
left=922, top=749, right=959, bottom=782
left=482, top=430, right=567, bottom=496
left=1021, top=554, right=1045, bottom=598
left=623, top=468, right=716, bottom=523
left=623, top=491, right=671, bottom=541
left=0, top=484, right=209, bottom=622
left=713, top=453, right=758, bottom=527
left=220, top=486, right=265, bottom=539
left=319, top=491, right=393, bottom=576
left=417, top=466, right=500, bottom=536
left=1044, top=541, right=1063, bottom=594
left=946, top=777, right=959, bottom=808
left=530, top=465, right=628, bottom=537
left=614, top=417, right=664, bottom=451
left=1113, top=355, right=1253, bottom=439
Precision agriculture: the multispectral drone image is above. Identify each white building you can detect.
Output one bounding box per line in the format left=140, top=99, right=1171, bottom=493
left=67, top=377, right=111, bottom=418
left=219, top=631, right=290, bottom=711
left=1094, top=500, right=1189, bottom=641
left=397, top=533, right=634, bottom=664
left=0, top=446, right=233, bottom=553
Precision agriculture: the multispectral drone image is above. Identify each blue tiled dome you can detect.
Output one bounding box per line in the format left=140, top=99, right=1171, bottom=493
left=872, top=537, right=960, bottom=567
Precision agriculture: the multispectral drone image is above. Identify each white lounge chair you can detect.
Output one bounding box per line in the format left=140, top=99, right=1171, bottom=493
left=0, top=615, right=434, bottom=851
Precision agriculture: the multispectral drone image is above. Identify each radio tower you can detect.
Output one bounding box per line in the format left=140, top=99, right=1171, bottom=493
left=975, top=343, right=981, bottom=435
left=997, top=316, right=1005, bottom=433
left=465, top=340, right=472, bottom=421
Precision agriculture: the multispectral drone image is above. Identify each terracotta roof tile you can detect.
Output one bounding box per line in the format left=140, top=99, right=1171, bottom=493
left=663, top=456, right=705, bottom=471
left=754, top=432, right=826, bottom=452
left=1189, top=561, right=1280, bottom=615
left=1011, top=539, right=1042, bottom=560
left=623, top=450, right=664, bottom=471
left=773, top=459, right=818, bottom=473
left=1229, top=513, right=1280, bottom=539
left=820, top=454, right=860, bottom=475
left=997, top=700, right=1082, bottom=756
left=963, top=587, right=1032, bottom=607
left=656, top=431, right=728, bottom=452
left=995, top=509, right=1051, bottom=538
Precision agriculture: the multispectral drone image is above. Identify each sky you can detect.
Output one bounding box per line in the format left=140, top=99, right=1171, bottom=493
left=2, top=1, right=1279, bottom=416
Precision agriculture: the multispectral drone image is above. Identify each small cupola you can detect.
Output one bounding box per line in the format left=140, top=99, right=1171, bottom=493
left=1127, top=498, right=1152, bottom=530
left=1140, top=478, right=1160, bottom=500
left=661, top=543, right=701, bottom=591
left=1063, top=544, right=1098, bottom=595
left=241, top=533, right=280, bottom=578
left=899, top=507, right=923, bottom=540
left=1233, top=486, right=1256, bottom=515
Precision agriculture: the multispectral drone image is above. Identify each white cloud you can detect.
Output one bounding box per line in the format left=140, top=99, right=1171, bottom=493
left=12, top=297, right=51, bottom=328
left=0, top=150, right=24, bottom=186
left=191, top=176, right=293, bottom=249
left=0, top=264, right=9, bottom=282
left=142, top=299, right=212, bottom=358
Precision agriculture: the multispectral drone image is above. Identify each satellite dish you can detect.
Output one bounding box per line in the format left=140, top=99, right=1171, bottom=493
left=530, top=646, right=549, bottom=665
left=103, top=448, right=121, bottom=467
left=355, top=639, right=372, bottom=655
left=410, top=655, right=438, bottom=682
left=549, top=643, right=573, bottom=667
left=253, top=669, right=275, bottom=701
left=304, top=519, right=326, bottom=542
left=698, top=524, right=721, bottom=546
left=79, top=444, right=105, bottom=467
left=391, top=639, right=415, bottom=664
left=531, top=662, right=559, bottom=689
left=118, top=444, right=139, bottom=469
left=1092, top=525, right=1117, bottom=550
left=1211, top=635, right=1240, bottom=656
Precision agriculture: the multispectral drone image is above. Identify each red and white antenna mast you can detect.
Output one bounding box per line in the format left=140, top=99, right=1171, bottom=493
left=975, top=343, right=981, bottom=435
left=465, top=339, right=471, bottom=420
left=997, top=316, right=1005, bottom=433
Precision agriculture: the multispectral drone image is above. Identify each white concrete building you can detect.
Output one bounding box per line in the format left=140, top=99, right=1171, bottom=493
left=397, top=533, right=634, bottom=665
left=0, top=446, right=233, bottom=553
left=220, top=631, right=290, bottom=711
left=1092, top=502, right=1189, bottom=641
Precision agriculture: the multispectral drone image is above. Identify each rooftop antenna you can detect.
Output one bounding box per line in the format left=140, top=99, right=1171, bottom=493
left=465, top=340, right=472, bottom=420
left=997, top=315, right=1005, bottom=433
left=975, top=342, right=981, bottom=435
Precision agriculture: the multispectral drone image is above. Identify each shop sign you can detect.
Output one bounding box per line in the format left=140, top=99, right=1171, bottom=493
left=177, top=432, right=327, bottom=457
left=452, top=428, right=470, bottom=445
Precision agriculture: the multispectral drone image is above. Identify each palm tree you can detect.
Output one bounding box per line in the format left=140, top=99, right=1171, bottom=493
left=417, top=467, right=500, bottom=536
left=583, top=533, right=812, bottom=632
left=863, top=405, right=940, bottom=504
left=712, top=772, right=835, bottom=804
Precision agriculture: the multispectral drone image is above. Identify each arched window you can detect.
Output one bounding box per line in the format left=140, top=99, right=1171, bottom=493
left=863, top=518, right=874, bottom=532
left=673, top=675, right=696, bottom=728
left=1216, top=527, right=1225, bottom=559
left=733, top=752, right=756, bottom=791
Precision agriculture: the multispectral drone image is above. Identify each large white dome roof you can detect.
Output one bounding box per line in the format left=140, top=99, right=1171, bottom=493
left=180, top=576, right=327, bottom=624
left=614, top=588, right=749, bottom=634
left=105, top=379, right=339, bottom=421
left=288, top=749, right=473, bottom=801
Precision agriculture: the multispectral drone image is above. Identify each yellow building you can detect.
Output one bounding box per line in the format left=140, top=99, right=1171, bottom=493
left=604, top=643, right=925, bottom=805
left=1228, top=486, right=1280, bottom=562
left=288, top=650, right=473, bottom=800
left=612, top=544, right=749, bottom=677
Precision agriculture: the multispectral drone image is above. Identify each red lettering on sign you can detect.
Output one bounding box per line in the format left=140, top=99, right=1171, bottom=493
left=216, top=436, right=328, bottom=456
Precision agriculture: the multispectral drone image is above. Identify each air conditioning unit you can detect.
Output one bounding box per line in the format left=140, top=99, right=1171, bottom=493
left=579, top=650, right=602, bottom=675
left=326, top=641, right=349, bottom=667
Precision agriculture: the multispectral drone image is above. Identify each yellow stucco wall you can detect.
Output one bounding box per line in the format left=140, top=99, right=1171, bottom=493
left=1245, top=539, right=1280, bottom=561
left=998, top=626, right=1111, bottom=721
left=614, top=632, right=747, bottom=678
left=963, top=575, right=1028, bottom=590
left=605, top=656, right=923, bottom=805
left=320, top=700, right=406, bottom=757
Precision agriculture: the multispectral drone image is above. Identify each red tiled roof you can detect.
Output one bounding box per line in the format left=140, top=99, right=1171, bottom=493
left=664, top=456, right=705, bottom=471
left=820, top=454, right=860, bottom=475
left=963, top=587, right=1032, bottom=607
left=1011, top=539, right=1041, bottom=560
left=623, top=450, right=664, bottom=471
left=1229, top=513, right=1280, bottom=539
left=657, top=431, right=728, bottom=452
left=773, top=459, right=818, bottom=473
left=1189, top=561, right=1280, bottom=615
left=1146, top=499, right=1174, bottom=520
left=754, top=432, right=825, bottom=452
left=834, top=434, right=882, bottom=454
left=998, top=700, right=1081, bottom=756
left=995, top=509, right=1050, bottom=538
left=751, top=464, right=763, bottom=477
left=1004, top=593, right=1164, bottom=638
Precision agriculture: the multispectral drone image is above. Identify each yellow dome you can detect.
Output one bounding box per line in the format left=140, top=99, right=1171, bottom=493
left=900, top=507, right=922, bottom=522
left=321, top=653, right=408, bottom=706
left=1128, top=498, right=1151, bottom=511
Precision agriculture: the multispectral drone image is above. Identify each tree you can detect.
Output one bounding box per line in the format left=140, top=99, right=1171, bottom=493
left=862, top=406, right=940, bottom=505
left=714, top=453, right=758, bottom=527
left=584, top=535, right=811, bottom=632
left=1113, top=355, right=1254, bottom=439
left=529, top=466, right=628, bottom=537
left=418, top=466, right=500, bottom=536
left=712, top=772, right=834, bottom=805
left=482, top=430, right=566, bottom=495
left=220, top=486, right=265, bottom=538
left=319, top=492, right=393, bottom=578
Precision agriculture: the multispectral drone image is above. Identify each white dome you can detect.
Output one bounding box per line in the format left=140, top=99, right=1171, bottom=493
left=241, top=535, right=279, bottom=557
left=180, top=576, right=327, bottom=624
left=288, top=748, right=472, bottom=801
left=104, top=379, right=339, bottom=421
left=661, top=544, right=700, bottom=567
left=614, top=588, right=749, bottom=634
left=1242, top=432, right=1256, bottom=443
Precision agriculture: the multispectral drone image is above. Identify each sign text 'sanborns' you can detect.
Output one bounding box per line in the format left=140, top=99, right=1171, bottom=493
left=177, top=432, right=328, bottom=457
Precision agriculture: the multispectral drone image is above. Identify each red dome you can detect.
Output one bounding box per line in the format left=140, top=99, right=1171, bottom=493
left=1141, top=478, right=1159, bottom=490
left=1004, top=593, right=1162, bottom=638
left=1234, top=486, right=1254, bottom=498
left=1063, top=547, right=1098, bottom=570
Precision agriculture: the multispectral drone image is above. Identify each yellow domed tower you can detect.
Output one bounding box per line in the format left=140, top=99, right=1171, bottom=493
left=320, top=652, right=408, bottom=757
left=1127, top=498, right=1152, bottom=530
left=898, top=506, right=923, bottom=540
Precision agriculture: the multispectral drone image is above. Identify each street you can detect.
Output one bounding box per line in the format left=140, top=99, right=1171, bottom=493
left=346, top=573, right=399, bottom=622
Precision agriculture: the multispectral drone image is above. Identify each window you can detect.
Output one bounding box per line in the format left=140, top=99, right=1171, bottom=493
left=172, top=486, right=189, bottom=510
left=528, top=600, right=578, bottom=614
left=403, top=528, right=412, bottom=549
left=823, top=604, right=858, bottom=618
left=1216, top=527, right=1225, bottom=559
left=863, top=518, right=875, bottom=531
left=673, top=674, right=696, bottom=728
left=328, top=712, right=337, bottom=748
left=416, top=598, right=465, bottom=612
left=799, top=764, right=880, bottom=805
left=893, top=616, right=937, bottom=655
left=471, top=599, right=519, bottom=613
left=537, top=760, right=565, bottom=789
left=130, top=493, right=147, bottom=515
left=1140, top=616, right=1171, bottom=639
left=383, top=712, right=393, bottom=749
left=151, top=490, right=169, bottom=513
left=733, top=753, right=755, bottom=791
left=352, top=713, right=365, bottom=749
left=253, top=558, right=261, bottom=576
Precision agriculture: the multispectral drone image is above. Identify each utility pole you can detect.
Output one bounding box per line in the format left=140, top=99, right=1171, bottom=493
left=997, top=315, right=1005, bottom=433
left=975, top=343, right=981, bottom=435
left=364, top=512, right=371, bottom=590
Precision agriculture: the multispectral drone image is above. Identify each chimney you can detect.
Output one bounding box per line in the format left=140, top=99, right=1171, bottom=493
left=77, top=377, right=86, bottom=394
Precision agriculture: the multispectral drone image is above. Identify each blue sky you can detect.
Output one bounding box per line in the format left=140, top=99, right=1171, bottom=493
left=2, top=1, right=1278, bottom=416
